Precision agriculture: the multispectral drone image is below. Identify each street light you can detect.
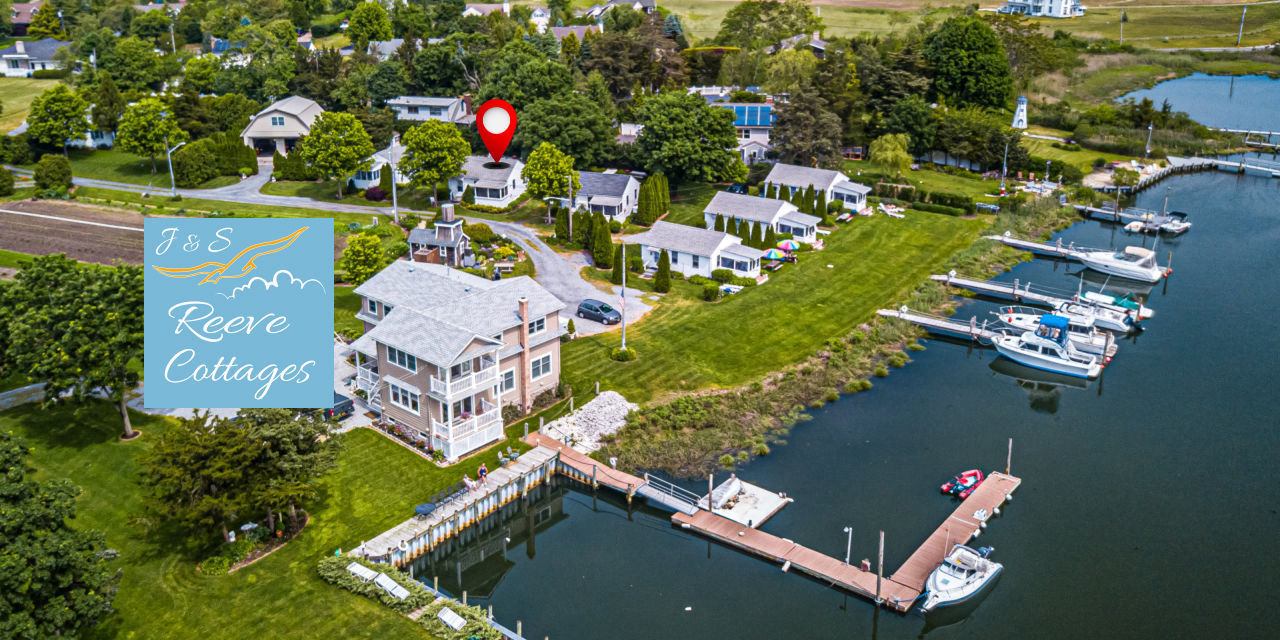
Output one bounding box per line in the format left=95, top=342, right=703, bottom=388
left=843, top=526, right=853, bottom=566
left=165, top=137, right=186, bottom=198
left=1144, top=123, right=1154, bottom=158
left=388, top=134, right=401, bottom=224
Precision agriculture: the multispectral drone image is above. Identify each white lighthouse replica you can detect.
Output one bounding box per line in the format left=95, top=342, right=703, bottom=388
left=1011, top=96, right=1028, bottom=130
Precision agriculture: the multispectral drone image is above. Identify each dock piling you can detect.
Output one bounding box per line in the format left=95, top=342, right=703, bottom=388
left=876, top=530, right=884, bottom=605
left=463, top=590, right=467, bottom=606
left=1007, top=437, right=1013, bottom=475
left=517, top=621, right=522, bottom=636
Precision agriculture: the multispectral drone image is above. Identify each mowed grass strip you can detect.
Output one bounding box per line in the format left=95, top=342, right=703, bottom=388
left=0, top=401, right=550, bottom=639
left=561, top=212, right=986, bottom=402
left=0, top=77, right=59, bottom=133
left=1051, top=5, right=1280, bottom=48
left=1022, top=138, right=1133, bottom=171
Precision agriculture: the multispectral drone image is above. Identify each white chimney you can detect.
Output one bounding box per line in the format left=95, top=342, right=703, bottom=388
left=503, top=1, right=511, bottom=15
left=15, top=41, right=24, bottom=54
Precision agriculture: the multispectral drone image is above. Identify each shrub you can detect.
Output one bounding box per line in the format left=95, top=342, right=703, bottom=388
left=461, top=185, right=475, bottom=204
left=1, top=134, right=33, bottom=164
left=873, top=365, right=889, bottom=378
left=316, top=556, right=434, bottom=614
left=463, top=222, right=495, bottom=243
left=419, top=601, right=502, bottom=640
left=532, top=389, right=557, bottom=409
left=752, top=442, right=770, bottom=456
left=688, top=275, right=711, bottom=285
left=823, top=387, right=840, bottom=403
left=221, top=539, right=254, bottom=563
left=653, top=249, right=670, bottom=293
left=172, top=141, right=220, bottom=187
left=34, top=154, right=72, bottom=191
left=364, top=186, right=387, bottom=201
left=566, top=318, right=576, bottom=335
left=887, top=353, right=908, bottom=368
left=701, top=283, right=720, bottom=301
left=200, top=556, right=231, bottom=576
left=911, top=202, right=967, bottom=216
left=383, top=240, right=408, bottom=261
left=0, top=169, right=13, bottom=196
left=32, top=68, right=70, bottom=79
left=718, top=454, right=735, bottom=469
left=611, top=346, right=637, bottom=361
left=1093, top=157, right=1108, bottom=168
left=710, top=268, right=734, bottom=283
left=609, top=219, right=621, bottom=233
left=501, top=404, right=521, bottom=425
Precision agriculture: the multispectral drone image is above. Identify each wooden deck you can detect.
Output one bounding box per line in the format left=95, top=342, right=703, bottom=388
left=522, top=432, right=645, bottom=494
left=674, top=472, right=1022, bottom=613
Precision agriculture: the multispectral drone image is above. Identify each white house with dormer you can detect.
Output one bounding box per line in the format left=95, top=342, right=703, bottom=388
left=623, top=221, right=765, bottom=280
left=999, top=0, right=1085, bottom=18
left=762, top=163, right=871, bottom=213
left=448, top=155, right=527, bottom=208
left=702, top=192, right=821, bottom=245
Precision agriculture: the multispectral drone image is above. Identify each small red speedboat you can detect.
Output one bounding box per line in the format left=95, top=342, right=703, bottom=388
left=940, top=469, right=985, bottom=499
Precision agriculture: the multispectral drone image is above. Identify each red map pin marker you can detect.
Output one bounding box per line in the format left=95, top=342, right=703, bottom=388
left=476, top=99, right=517, bottom=164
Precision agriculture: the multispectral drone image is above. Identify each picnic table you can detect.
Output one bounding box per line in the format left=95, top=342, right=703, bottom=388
left=765, top=260, right=784, bottom=272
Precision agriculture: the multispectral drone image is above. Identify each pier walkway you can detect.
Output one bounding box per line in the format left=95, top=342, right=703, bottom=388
left=674, top=472, right=1022, bottom=612
left=930, top=273, right=1070, bottom=308
left=876, top=307, right=1002, bottom=345
left=522, top=432, right=700, bottom=514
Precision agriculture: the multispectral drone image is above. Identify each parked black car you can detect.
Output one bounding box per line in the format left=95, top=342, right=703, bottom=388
left=727, top=183, right=749, bottom=194
left=577, top=299, right=621, bottom=325
left=326, top=392, right=355, bottom=420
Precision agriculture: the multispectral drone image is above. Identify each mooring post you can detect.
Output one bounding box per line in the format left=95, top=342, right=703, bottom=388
left=463, top=590, right=467, bottom=606
left=708, top=473, right=714, bottom=512
left=570, top=397, right=574, bottom=412
left=591, top=464, right=598, bottom=489
left=595, top=381, right=600, bottom=394
left=433, top=575, right=438, bottom=593
left=876, top=530, right=885, bottom=605
left=626, top=482, right=633, bottom=503
left=524, top=422, right=528, bottom=438
left=517, top=621, right=522, bottom=636
left=488, top=605, right=493, bottom=619
left=1007, top=437, right=1013, bottom=475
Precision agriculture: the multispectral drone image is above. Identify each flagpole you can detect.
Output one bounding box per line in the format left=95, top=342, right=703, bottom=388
left=620, top=243, right=627, bottom=350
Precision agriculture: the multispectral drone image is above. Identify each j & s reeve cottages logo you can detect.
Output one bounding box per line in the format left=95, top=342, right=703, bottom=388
left=144, top=219, right=333, bottom=408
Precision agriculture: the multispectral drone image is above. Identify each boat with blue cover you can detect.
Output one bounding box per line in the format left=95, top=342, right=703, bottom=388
left=993, top=314, right=1105, bottom=379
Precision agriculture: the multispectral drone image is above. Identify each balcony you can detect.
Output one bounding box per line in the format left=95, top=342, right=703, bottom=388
left=431, top=399, right=500, bottom=441
left=355, top=361, right=379, bottom=393
left=428, top=358, right=499, bottom=399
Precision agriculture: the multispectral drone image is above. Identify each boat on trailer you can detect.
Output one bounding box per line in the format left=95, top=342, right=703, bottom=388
left=1077, top=246, right=1169, bottom=283
left=995, top=306, right=1116, bottom=358
left=993, top=315, right=1105, bottom=379
left=920, top=544, right=1003, bottom=613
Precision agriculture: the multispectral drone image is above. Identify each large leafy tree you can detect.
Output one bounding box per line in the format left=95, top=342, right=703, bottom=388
left=514, top=93, right=615, bottom=168
left=116, top=98, right=188, bottom=173
left=26, top=6, right=67, bottom=39
left=771, top=85, right=843, bottom=169
left=883, top=95, right=937, bottom=157
left=635, top=91, right=745, bottom=183
left=2, top=255, right=144, bottom=439
left=26, top=84, right=89, bottom=155
left=583, top=70, right=617, bottom=124
left=237, top=409, right=340, bottom=531
left=521, top=141, right=580, bottom=222
left=0, top=433, right=119, bottom=639
left=923, top=15, right=1013, bottom=110
left=713, top=0, right=820, bottom=49
left=348, top=1, right=394, bottom=51
left=183, top=55, right=218, bottom=95
left=763, top=48, right=817, bottom=95
left=401, top=119, right=469, bottom=203
left=294, top=112, right=375, bottom=198
left=216, top=23, right=298, bottom=102
left=477, top=41, right=572, bottom=109
left=91, top=71, right=126, bottom=134
left=409, top=42, right=466, bottom=95
left=340, top=233, right=389, bottom=285
left=101, top=36, right=160, bottom=92
left=870, top=133, right=912, bottom=179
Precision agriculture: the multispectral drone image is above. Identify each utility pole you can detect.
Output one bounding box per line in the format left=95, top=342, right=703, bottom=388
left=1237, top=4, right=1248, bottom=49
left=389, top=135, right=401, bottom=224
left=1000, top=140, right=1008, bottom=194
left=169, top=22, right=177, bottom=54
left=566, top=171, right=574, bottom=239
left=164, top=136, right=186, bottom=198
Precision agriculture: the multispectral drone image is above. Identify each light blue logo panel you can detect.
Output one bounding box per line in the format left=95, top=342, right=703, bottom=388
left=144, top=219, right=333, bottom=408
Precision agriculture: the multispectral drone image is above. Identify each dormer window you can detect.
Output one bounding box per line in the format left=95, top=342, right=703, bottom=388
left=270, top=116, right=285, bottom=126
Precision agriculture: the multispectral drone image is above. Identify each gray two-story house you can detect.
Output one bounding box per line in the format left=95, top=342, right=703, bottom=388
left=350, top=260, right=564, bottom=461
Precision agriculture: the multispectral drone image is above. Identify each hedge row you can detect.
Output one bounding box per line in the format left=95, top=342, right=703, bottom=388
left=316, top=556, right=434, bottom=614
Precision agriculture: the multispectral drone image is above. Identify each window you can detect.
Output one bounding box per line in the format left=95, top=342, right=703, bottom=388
left=449, top=360, right=471, bottom=378
left=450, top=397, right=473, bottom=419
left=407, top=106, right=419, bottom=114
left=428, top=107, right=444, bottom=116
left=670, top=251, right=679, bottom=265
left=496, top=369, right=515, bottom=394
left=531, top=354, right=552, bottom=380
left=719, top=256, right=735, bottom=269
left=384, top=305, right=393, bottom=315
left=7, top=61, right=18, bottom=69
left=692, top=255, right=700, bottom=268
left=270, top=116, right=285, bottom=126
left=739, top=129, right=750, bottom=139
left=387, top=383, right=420, bottom=414
left=528, top=317, right=545, bottom=335
left=367, top=298, right=377, bottom=313
left=386, top=346, right=417, bottom=372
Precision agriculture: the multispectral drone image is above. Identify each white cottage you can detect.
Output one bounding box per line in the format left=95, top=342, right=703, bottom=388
left=555, top=171, right=640, bottom=223
left=623, top=221, right=765, bottom=279
left=448, top=156, right=527, bottom=208
left=702, top=192, right=821, bottom=244
left=351, top=136, right=411, bottom=191
left=762, top=163, right=871, bottom=213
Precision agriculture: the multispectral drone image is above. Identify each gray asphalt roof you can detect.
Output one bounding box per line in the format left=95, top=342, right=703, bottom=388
left=578, top=171, right=634, bottom=198
left=623, top=221, right=731, bottom=258
left=367, top=307, right=497, bottom=367
left=764, top=163, right=847, bottom=190
left=721, top=243, right=767, bottom=260
left=781, top=210, right=822, bottom=227
left=388, top=96, right=461, bottom=107
left=459, top=155, right=518, bottom=188
left=408, top=227, right=466, bottom=249
left=353, top=261, right=487, bottom=310
left=0, top=38, right=70, bottom=60
left=835, top=179, right=872, bottom=195
left=256, top=95, right=319, bottom=118
left=703, top=191, right=796, bottom=225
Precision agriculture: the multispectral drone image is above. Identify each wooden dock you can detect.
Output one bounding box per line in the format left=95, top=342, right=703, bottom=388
left=877, top=307, right=1002, bottom=344
left=522, top=432, right=700, bottom=514
left=1072, top=204, right=1190, bottom=234
left=674, top=472, right=1022, bottom=613
left=985, top=234, right=1091, bottom=261
left=930, top=273, right=1069, bottom=308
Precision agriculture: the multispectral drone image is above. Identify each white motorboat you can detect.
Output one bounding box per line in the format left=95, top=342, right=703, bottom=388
left=994, top=306, right=1116, bottom=358
left=1077, top=246, right=1168, bottom=283
left=993, top=315, right=1105, bottom=379
left=1054, top=300, right=1135, bottom=333
left=920, top=544, right=1003, bottom=613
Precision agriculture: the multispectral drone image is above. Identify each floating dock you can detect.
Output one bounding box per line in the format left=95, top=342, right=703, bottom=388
left=673, top=473, right=1022, bottom=612
left=1073, top=204, right=1190, bottom=234
left=877, top=307, right=1002, bottom=345
left=984, top=234, right=1092, bottom=261
left=930, top=273, right=1070, bottom=308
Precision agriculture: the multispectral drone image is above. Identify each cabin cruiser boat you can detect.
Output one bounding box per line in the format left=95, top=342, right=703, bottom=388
left=1080, top=290, right=1154, bottom=320
left=995, top=306, right=1116, bottom=357
left=1053, top=300, right=1135, bottom=333
left=993, top=315, right=1105, bottom=379
left=1077, top=246, right=1168, bottom=283
left=920, top=544, right=1003, bottom=613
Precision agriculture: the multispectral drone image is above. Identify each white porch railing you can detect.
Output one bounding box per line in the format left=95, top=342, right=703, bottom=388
left=431, top=399, right=500, bottom=441
left=355, top=361, right=379, bottom=393
left=428, top=360, right=499, bottom=399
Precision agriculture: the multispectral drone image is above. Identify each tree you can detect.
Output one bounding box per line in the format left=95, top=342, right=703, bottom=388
left=27, top=6, right=66, bottom=39
left=130, top=8, right=171, bottom=44
left=611, top=243, right=625, bottom=284
left=560, top=30, right=580, bottom=64
left=294, top=112, right=374, bottom=198
left=714, top=0, right=819, bottom=49
left=763, top=48, right=817, bottom=95
left=184, top=55, right=218, bottom=94
left=0, top=168, right=13, bottom=197
left=764, top=224, right=778, bottom=248
left=870, top=133, right=912, bottom=179
left=584, top=70, right=617, bottom=125
left=748, top=220, right=762, bottom=249
left=522, top=141, right=580, bottom=221
left=3, top=255, right=144, bottom=438
left=882, top=95, right=936, bottom=157
left=514, top=93, right=615, bottom=167
left=101, top=36, right=161, bottom=93
left=117, top=98, right=188, bottom=173
left=33, top=154, right=71, bottom=191
left=348, top=1, right=393, bottom=51
left=555, top=207, right=570, bottom=240
left=653, top=249, right=671, bottom=293
left=771, top=85, right=843, bottom=169
left=237, top=408, right=340, bottom=531
left=923, top=15, right=1013, bottom=110
left=401, top=119, right=468, bottom=203
left=92, top=72, right=126, bottom=134
left=635, top=91, right=745, bottom=183
left=27, top=85, right=89, bottom=154
left=592, top=213, right=613, bottom=268
left=0, top=433, right=118, bottom=639
left=340, top=233, right=388, bottom=285
left=478, top=49, right=573, bottom=110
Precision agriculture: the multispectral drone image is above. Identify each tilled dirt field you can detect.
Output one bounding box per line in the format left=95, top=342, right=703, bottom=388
left=0, top=200, right=145, bottom=265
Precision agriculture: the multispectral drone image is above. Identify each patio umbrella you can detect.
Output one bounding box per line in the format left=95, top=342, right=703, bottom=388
left=776, top=240, right=800, bottom=251
left=761, top=249, right=786, bottom=260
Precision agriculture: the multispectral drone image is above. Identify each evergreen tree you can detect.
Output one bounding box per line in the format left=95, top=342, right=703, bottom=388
left=555, top=206, right=570, bottom=240
left=611, top=243, right=625, bottom=284
left=804, top=185, right=818, bottom=214
left=378, top=163, right=394, bottom=194
left=574, top=210, right=591, bottom=247
left=656, top=174, right=669, bottom=215
left=592, top=212, right=613, bottom=268
left=654, top=249, right=671, bottom=293
left=750, top=221, right=762, bottom=248
left=764, top=224, right=778, bottom=249
left=714, top=214, right=725, bottom=232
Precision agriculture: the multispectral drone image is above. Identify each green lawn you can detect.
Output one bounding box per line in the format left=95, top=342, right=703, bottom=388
left=335, top=285, right=365, bottom=340
left=0, top=401, right=547, bottom=640
left=840, top=159, right=1000, bottom=201
left=1023, top=138, right=1133, bottom=172
left=0, top=77, right=59, bottom=133
left=656, top=0, right=964, bottom=41
left=19, top=149, right=241, bottom=189
left=1050, top=4, right=1280, bottom=49
left=74, top=186, right=377, bottom=234
left=561, top=212, right=987, bottom=403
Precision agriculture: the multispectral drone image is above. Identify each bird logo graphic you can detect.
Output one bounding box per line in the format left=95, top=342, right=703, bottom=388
left=152, top=227, right=308, bottom=285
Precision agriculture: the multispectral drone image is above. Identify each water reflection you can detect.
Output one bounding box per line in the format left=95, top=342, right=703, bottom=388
left=917, top=570, right=1004, bottom=638
left=988, top=358, right=1091, bottom=414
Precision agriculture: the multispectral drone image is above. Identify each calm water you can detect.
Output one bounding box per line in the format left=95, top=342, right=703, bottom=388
left=1120, top=73, right=1280, bottom=131
left=412, top=171, right=1280, bottom=639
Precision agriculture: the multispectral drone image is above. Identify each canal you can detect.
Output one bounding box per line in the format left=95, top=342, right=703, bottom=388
left=412, top=170, right=1280, bottom=639
left=1120, top=73, right=1280, bottom=132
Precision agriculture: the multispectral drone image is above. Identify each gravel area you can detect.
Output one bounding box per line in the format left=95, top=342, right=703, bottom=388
left=542, top=391, right=637, bottom=454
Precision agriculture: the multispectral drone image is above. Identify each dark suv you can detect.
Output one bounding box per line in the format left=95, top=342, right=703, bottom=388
left=577, top=299, right=621, bottom=325
left=326, top=392, right=355, bottom=420
left=727, top=183, right=749, bottom=194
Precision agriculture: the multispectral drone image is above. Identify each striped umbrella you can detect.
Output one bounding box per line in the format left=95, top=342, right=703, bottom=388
left=762, top=249, right=786, bottom=260
left=776, top=240, right=801, bottom=251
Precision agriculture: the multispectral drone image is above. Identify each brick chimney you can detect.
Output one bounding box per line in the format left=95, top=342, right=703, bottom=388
left=517, top=297, right=532, bottom=412
left=461, top=93, right=472, bottom=115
